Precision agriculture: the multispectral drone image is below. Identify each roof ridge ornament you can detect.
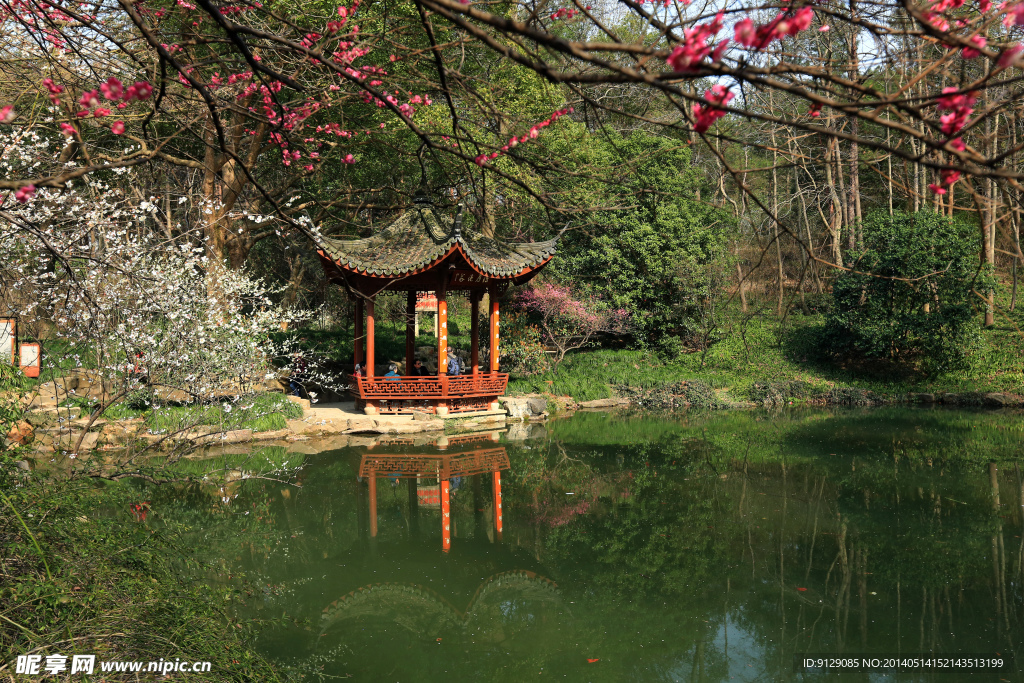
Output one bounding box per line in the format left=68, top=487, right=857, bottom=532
left=453, top=203, right=464, bottom=241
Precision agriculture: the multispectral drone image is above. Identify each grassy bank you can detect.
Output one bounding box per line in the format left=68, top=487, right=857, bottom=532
left=2, top=361, right=291, bottom=681
left=0, top=451, right=285, bottom=681
left=90, top=392, right=305, bottom=432
left=508, top=313, right=1024, bottom=405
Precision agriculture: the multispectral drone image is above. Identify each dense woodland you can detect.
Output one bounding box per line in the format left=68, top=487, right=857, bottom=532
left=4, top=0, right=1024, bottom=384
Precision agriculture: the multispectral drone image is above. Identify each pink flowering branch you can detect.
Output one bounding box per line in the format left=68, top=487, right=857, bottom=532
left=517, top=283, right=630, bottom=369
left=474, top=107, right=573, bottom=166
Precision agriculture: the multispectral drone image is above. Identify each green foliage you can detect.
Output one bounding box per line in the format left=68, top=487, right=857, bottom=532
left=553, top=130, right=733, bottom=345
left=509, top=303, right=1024, bottom=404
left=0, top=363, right=27, bottom=438
left=0, top=476, right=283, bottom=681
left=821, top=210, right=989, bottom=375
left=499, top=311, right=550, bottom=376
left=508, top=349, right=716, bottom=402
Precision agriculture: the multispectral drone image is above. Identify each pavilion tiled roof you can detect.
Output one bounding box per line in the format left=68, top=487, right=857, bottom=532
left=319, top=200, right=558, bottom=278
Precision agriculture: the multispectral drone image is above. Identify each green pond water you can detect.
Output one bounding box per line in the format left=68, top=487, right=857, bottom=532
left=139, top=407, right=1024, bottom=681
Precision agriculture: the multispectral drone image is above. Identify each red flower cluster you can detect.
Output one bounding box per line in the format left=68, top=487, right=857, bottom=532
left=130, top=501, right=151, bottom=522
left=692, top=84, right=733, bottom=133
left=75, top=77, right=152, bottom=118
left=929, top=168, right=961, bottom=195
left=550, top=5, right=589, bottom=20
left=936, top=86, right=976, bottom=136
left=734, top=6, right=814, bottom=50
left=960, top=35, right=987, bottom=58
left=14, top=184, right=36, bottom=203
left=42, top=78, right=64, bottom=104
left=666, top=13, right=726, bottom=73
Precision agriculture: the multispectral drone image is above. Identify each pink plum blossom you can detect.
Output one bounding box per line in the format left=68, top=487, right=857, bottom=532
left=14, top=184, right=36, bottom=203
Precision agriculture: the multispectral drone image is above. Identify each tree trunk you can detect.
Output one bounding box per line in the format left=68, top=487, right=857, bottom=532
left=824, top=136, right=843, bottom=265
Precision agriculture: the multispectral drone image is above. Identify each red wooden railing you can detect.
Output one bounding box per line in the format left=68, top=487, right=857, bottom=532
left=351, top=372, right=508, bottom=400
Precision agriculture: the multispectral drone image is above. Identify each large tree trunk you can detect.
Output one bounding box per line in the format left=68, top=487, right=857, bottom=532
left=824, top=136, right=843, bottom=265
left=984, top=93, right=996, bottom=327
left=848, top=29, right=863, bottom=248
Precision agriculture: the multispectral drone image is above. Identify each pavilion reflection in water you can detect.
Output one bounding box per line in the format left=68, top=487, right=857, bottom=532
left=358, top=433, right=507, bottom=552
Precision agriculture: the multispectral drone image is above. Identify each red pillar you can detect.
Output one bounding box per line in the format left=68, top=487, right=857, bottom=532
left=368, top=474, right=378, bottom=538
left=470, top=292, right=480, bottom=375
left=493, top=470, right=502, bottom=539
left=354, top=298, right=364, bottom=367
left=437, top=286, right=448, bottom=374
left=406, top=291, right=416, bottom=375
left=436, top=281, right=449, bottom=416
left=441, top=479, right=451, bottom=552
left=365, top=297, right=375, bottom=379
left=488, top=289, right=500, bottom=373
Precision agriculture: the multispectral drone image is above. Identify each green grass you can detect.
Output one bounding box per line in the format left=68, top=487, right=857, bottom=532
left=144, top=393, right=304, bottom=434
left=508, top=310, right=1024, bottom=404
left=0, top=448, right=285, bottom=681
left=75, top=391, right=306, bottom=434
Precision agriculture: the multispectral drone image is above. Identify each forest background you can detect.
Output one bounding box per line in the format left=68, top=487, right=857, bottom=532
left=4, top=0, right=1024, bottom=677
left=4, top=0, right=1024, bottom=404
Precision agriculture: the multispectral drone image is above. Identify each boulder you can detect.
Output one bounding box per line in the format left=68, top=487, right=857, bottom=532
left=578, top=397, right=630, bottom=409
left=153, top=387, right=192, bottom=403
left=253, top=429, right=291, bottom=441
left=207, top=429, right=253, bottom=445
left=26, top=383, right=69, bottom=408
left=981, top=392, right=1016, bottom=407
left=24, top=406, right=82, bottom=426
left=909, top=393, right=936, bottom=403
left=544, top=394, right=578, bottom=413
left=5, top=420, right=34, bottom=445
left=346, top=418, right=379, bottom=433
left=499, top=397, right=533, bottom=421
left=286, top=419, right=310, bottom=435
left=527, top=397, right=549, bottom=415
left=60, top=431, right=99, bottom=452
left=286, top=395, right=311, bottom=410
left=71, top=417, right=108, bottom=429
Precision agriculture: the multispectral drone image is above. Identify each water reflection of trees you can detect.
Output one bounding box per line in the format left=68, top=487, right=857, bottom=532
left=138, top=408, right=1024, bottom=681
left=505, top=408, right=1024, bottom=679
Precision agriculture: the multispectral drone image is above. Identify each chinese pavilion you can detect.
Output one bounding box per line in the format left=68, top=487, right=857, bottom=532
left=317, top=195, right=558, bottom=416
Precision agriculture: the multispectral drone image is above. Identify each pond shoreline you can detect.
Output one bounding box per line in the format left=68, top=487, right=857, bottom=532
left=557, top=381, right=1024, bottom=411
left=8, top=376, right=1024, bottom=459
